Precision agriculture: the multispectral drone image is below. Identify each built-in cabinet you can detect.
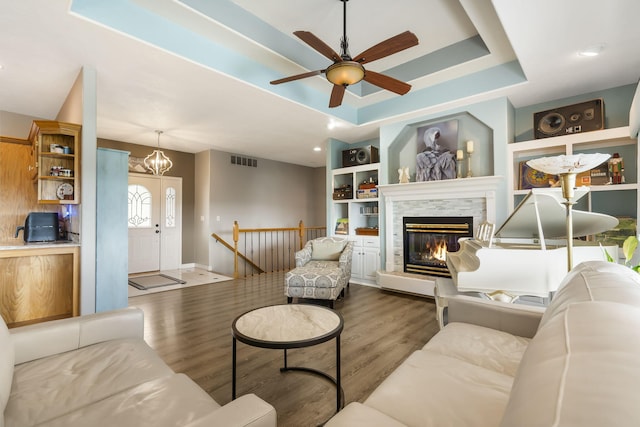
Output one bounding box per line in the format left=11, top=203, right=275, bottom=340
left=330, top=163, right=381, bottom=286
left=0, top=119, right=83, bottom=327
left=507, top=127, right=639, bottom=221
left=351, top=236, right=380, bottom=285
left=330, top=163, right=380, bottom=236
left=0, top=244, right=80, bottom=327
left=30, top=120, right=81, bottom=205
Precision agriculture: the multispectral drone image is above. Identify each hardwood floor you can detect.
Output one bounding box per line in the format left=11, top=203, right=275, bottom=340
left=128, top=272, right=440, bottom=426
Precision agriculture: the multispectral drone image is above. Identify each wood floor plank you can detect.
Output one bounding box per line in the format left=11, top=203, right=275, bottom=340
left=129, top=272, right=439, bottom=426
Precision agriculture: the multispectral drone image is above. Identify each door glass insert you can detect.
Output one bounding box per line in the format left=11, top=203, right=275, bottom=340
left=128, top=184, right=152, bottom=227
left=165, top=187, right=176, bottom=228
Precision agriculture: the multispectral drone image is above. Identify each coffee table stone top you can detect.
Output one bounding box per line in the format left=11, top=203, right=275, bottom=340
left=233, top=304, right=343, bottom=347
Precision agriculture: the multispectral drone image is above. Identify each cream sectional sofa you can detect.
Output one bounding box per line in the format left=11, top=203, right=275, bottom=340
left=326, top=260, right=640, bottom=426
left=0, top=307, right=276, bottom=427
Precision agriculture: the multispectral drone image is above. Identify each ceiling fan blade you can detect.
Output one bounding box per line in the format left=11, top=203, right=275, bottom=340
left=294, top=31, right=342, bottom=63
left=270, top=69, right=324, bottom=85
left=329, top=84, right=346, bottom=108
left=363, top=70, right=411, bottom=95
left=353, top=31, right=419, bottom=64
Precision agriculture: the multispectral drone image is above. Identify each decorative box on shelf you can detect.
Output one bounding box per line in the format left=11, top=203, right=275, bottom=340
left=333, top=185, right=353, bottom=200
left=355, top=227, right=379, bottom=236
left=357, top=188, right=378, bottom=199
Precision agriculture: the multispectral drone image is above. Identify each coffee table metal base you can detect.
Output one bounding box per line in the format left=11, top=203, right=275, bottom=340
left=232, top=339, right=344, bottom=414
left=231, top=304, right=344, bottom=421
left=280, top=346, right=344, bottom=412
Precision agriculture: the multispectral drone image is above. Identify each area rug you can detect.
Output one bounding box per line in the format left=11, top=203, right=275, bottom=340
left=128, top=274, right=186, bottom=290
left=128, top=270, right=233, bottom=297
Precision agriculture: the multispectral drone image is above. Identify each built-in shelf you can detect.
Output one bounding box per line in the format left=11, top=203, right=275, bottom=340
left=507, top=126, right=638, bottom=222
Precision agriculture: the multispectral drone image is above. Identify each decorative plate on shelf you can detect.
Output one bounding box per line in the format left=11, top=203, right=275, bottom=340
left=56, top=182, right=74, bottom=200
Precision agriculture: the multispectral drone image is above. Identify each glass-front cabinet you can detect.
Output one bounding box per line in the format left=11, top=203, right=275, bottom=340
left=30, top=120, right=81, bottom=205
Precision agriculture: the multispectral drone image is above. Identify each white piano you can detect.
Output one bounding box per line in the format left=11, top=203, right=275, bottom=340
left=446, top=187, right=619, bottom=298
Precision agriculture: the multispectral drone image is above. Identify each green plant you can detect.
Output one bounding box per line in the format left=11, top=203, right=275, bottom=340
left=604, top=235, right=640, bottom=272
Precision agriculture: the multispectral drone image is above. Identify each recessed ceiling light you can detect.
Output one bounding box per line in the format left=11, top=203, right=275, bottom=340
left=313, top=147, right=322, bottom=152
left=579, top=44, right=605, bottom=57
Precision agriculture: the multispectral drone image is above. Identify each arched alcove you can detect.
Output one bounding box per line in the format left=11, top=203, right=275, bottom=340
left=386, top=112, right=494, bottom=183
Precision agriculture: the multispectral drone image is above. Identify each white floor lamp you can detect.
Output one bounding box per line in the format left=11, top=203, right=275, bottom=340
left=527, top=153, right=611, bottom=272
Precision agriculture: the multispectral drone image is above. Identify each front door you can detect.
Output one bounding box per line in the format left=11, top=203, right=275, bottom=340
left=128, top=173, right=183, bottom=274
left=128, top=174, right=161, bottom=273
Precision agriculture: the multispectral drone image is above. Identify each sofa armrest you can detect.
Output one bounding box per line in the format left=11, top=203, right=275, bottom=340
left=295, top=243, right=312, bottom=267
left=338, top=241, right=354, bottom=273
left=326, top=402, right=407, bottom=427
left=447, top=296, right=544, bottom=338
left=10, top=307, right=144, bottom=364
left=185, top=394, right=276, bottom=427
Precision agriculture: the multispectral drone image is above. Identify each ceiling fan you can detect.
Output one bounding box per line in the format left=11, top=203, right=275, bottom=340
left=270, top=0, right=419, bottom=108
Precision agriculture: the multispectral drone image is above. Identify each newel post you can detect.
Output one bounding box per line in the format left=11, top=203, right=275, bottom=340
left=233, top=221, right=239, bottom=279
left=298, top=220, right=305, bottom=250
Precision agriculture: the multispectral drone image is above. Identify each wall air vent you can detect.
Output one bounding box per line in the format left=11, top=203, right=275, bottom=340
left=230, top=155, right=257, bottom=167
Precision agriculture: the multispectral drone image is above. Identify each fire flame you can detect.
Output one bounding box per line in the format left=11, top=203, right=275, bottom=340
left=428, top=240, right=448, bottom=262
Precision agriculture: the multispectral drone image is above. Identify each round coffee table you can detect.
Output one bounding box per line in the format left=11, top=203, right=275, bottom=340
left=232, top=304, right=344, bottom=414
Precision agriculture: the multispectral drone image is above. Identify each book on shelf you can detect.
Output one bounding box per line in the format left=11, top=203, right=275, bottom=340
left=335, top=218, right=348, bottom=235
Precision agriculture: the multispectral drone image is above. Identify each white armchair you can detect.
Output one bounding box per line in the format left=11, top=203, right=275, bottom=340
left=284, top=237, right=354, bottom=308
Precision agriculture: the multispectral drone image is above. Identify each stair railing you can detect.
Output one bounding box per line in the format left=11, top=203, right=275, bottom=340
left=212, top=220, right=326, bottom=278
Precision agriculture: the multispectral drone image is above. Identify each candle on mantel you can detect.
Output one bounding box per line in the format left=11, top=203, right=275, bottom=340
left=466, top=140, right=474, bottom=154
left=456, top=149, right=464, bottom=160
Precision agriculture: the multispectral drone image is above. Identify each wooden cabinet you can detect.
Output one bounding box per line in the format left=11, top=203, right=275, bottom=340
left=0, top=244, right=80, bottom=328
left=29, top=121, right=81, bottom=204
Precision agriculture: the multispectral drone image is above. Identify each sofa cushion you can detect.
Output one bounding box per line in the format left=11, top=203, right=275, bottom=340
left=0, top=318, right=14, bottom=427
left=5, top=338, right=173, bottom=427
left=539, top=260, right=640, bottom=330
left=34, top=374, right=220, bottom=427
left=500, top=302, right=640, bottom=427
left=311, top=240, right=346, bottom=261
left=424, top=322, right=530, bottom=377
left=364, top=350, right=513, bottom=427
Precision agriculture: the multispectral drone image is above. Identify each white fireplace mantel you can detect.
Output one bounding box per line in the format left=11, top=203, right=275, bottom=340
left=376, top=175, right=503, bottom=297
left=378, top=176, right=503, bottom=203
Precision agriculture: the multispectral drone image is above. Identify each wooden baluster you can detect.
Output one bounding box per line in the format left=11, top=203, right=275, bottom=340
left=233, top=221, right=239, bottom=279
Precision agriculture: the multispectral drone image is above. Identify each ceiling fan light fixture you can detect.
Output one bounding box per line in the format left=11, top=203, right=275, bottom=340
left=326, top=61, right=365, bottom=86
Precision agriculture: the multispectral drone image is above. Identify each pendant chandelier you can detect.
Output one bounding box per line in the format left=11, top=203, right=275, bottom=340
left=144, top=130, right=173, bottom=176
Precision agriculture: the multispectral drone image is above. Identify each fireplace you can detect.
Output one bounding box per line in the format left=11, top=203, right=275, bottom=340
left=403, top=216, right=473, bottom=277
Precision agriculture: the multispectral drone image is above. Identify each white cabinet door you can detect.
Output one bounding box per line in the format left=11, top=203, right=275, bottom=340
left=350, top=236, right=380, bottom=285
left=351, top=245, right=363, bottom=278
left=362, top=247, right=380, bottom=280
